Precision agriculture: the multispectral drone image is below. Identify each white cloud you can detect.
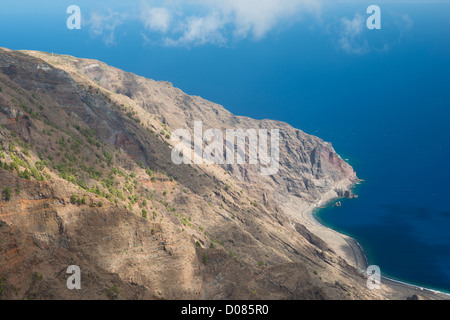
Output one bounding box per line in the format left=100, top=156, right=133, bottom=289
left=336, top=10, right=413, bottom=55
left=338, top=13, right=369, bottom=55
left=164, top=11, right=227, bottom=46
left=141, top=0, right=322, bottom=46
left=212, top=0, right=320, bottom=39
left=393, top=13, right=413, bottom=30
left=400, top=14, right=413, bottom=30
left=85, top=0, right=321, bottom=47
left=85, top=1, right=412, bottom=52
left=87, top=10, right=128, bottom=45
left=141, top=6, right=172, bottom=33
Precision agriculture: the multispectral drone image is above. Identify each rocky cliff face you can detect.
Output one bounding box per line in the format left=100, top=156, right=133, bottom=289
left=0, top=47, right=384, bottom=300
left=41, top=51, right=358, bottom=203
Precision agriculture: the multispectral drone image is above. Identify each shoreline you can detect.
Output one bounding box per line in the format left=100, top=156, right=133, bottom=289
left=304, top=198, right=369, bottom=272
left=300, top=185, right=450, bottom=300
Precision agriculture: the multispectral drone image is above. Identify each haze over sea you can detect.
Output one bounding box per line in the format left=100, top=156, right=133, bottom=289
left=1, top=0, right=449, bottom=292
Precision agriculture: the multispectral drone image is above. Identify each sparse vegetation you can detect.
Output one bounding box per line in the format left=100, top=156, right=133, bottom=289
left=0, top=276, right=4, bottom=295
left=107, top=285, right=119, bottom=300
left=33, top=271, right=43, bottom=282
left=2, top=186, right=12, bottom=201
left=70, top=194, right=87, bottom=206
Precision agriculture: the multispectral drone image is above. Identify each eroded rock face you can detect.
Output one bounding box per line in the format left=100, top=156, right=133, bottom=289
left=0, top=48, right=385, bottom=301
left=69, top=57, right=358, bottom=204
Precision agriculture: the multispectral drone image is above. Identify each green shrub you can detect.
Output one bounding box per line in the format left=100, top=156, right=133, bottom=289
left=19, top=169, right=31, bottom=180
left=70, top=194, right=78, bottom=205
left=3, top=186, right=12, bottom=201
left=103, top=151, right=113, bottom=167
left=35, top=161, right=45, bottom=171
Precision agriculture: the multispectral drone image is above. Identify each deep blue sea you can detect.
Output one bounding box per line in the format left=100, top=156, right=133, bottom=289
left=1, top=1, right=449, bottom=293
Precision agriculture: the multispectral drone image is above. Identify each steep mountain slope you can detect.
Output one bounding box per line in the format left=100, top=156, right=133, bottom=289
left=0, top=47, right=405, bottom=300
left=24, top=49, right=359, bottom=211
